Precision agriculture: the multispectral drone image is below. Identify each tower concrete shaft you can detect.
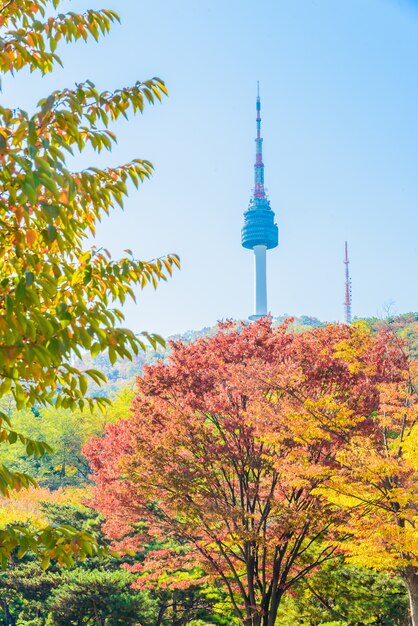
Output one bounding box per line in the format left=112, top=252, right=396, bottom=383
left=254, top=245, right=267, bottom=316
left=241, top=84, right=278, bottom=319
left=344, top=241, right=352, bottom=324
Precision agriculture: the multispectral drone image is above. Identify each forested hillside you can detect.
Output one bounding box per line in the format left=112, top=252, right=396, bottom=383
left=74, top=312, right=418, bottom=397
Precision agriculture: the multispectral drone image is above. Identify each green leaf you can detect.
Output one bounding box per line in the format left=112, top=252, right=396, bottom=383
left=25, top=272, right=35, bottom=286
left=47, top=224, right=57, bottom=242
left=8, top=431, right=17, bottom=444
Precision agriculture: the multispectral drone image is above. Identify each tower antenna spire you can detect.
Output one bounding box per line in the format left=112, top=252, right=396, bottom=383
left=344, top=241, right=352, bottom=324
left=254, top=81, right=265, bottom=199
left=241, top=85, right=278, bottom=319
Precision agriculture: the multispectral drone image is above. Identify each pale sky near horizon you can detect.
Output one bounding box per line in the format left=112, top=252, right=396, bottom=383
left=6, top=0, right=418, bottom=337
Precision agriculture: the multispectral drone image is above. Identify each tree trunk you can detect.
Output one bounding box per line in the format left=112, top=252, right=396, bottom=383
left=155, top=599, right=167, bottom=626
left=266, top=591, right=283, bottom=626
left=243, top=611, right=261, bottom=626
left=403, top=566, right=418, bottom=626
left=172, top=591, right=177, bottom=626
left=2, top=597, right=16, bottom=626
left=242, top=598, right=285, bottom=626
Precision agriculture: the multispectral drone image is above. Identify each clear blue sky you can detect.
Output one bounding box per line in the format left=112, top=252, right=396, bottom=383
left=6, top=0, right=418, bottom=336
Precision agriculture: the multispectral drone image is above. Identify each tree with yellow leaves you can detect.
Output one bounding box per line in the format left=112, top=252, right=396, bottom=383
left=318, top=338, right=418, bottom=624
left=0, top=0, right=178, bottom=565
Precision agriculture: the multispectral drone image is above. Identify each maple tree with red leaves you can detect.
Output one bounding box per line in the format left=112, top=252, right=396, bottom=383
left=85, top=319, right=408, bottom=626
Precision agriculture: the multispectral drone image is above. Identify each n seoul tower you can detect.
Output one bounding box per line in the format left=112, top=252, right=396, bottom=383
left=241, top=84, right=278, bottom=319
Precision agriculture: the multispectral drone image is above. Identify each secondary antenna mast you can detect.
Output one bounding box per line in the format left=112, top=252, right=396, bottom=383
left=344, top=241, right=352, bottom=324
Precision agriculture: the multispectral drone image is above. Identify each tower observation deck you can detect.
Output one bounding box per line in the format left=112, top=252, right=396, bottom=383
left=241, top=84, right=278, bottom=319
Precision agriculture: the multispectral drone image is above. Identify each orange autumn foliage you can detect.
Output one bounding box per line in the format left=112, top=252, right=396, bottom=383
left=85, top=319, right=407, bottom=626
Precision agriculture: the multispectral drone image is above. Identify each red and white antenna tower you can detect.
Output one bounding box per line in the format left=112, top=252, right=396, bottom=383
left=344, top=241, right=352, bottom=324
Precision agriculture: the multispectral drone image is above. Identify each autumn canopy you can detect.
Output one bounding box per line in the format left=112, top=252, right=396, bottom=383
left=86, top=319, right=417, bottom=626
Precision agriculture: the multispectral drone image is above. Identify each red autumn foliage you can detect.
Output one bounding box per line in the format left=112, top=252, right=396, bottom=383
left=84, top=319, right=406, bottom=626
